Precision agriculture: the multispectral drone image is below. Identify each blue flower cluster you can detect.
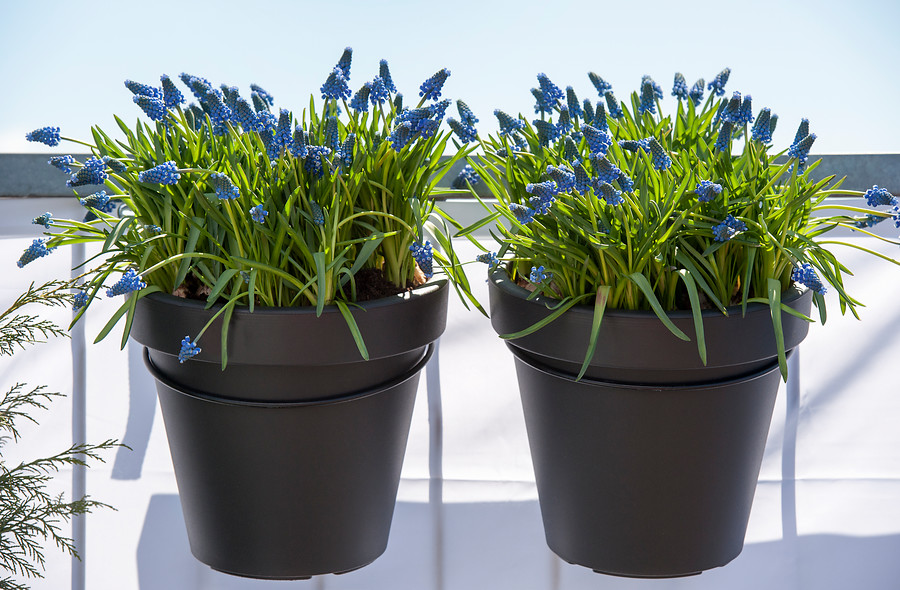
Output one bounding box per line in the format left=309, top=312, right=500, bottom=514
left=48, top=155, right=75, bottom=174
left=588, top=72, right=612, bottom=96
left=712, top=214, right=747, bottom=242
left=250, top=84, right=274, bottom=107
left=582, top=125, right=612, bottom=155
left=409, top=241, right=434, bottom=279
left=209, top=172, right=240, bottom=199
left=590, top=156, right=620, bottom=185
left=125, top=80, right=162, bottom=99
left=379, top=60, right=397, bottom=93
left=695, top=180, right=723, bottom=203
left=350, top=83, right=372, bottom=111
left=509, top=203, right=534, bottom=225
left=102, top=156, right=128, bottom=173
left=72, top=290, right=90, bottom=313
left=596, top=182, right=624, bottom=206
left=529, top=265, right=550, bottom=284
left=672, top=73, right=688, bottom=100
left=526, top=180, right=559, bottom=215
left=310, top=201, right=325, bottom=225
left=249, top=204, right=268, bottom=224
left=80, top=190, right=114, bottom=213
left=495, top=110, right=525, bottom=135
left=106, top=268, right=146, bottom=297
left=791, top=263, right=826, bottom=294
left=714, top=121, right=734, bottom=153
left=604, top=92, right=624, bottom=119
left=707, top=67, right=731, bottom=97
left=181, top=73, right=232, bottom=125
left=476, top=252, right=500, bottom=269
left=16, top=238, right=55, bottom=268
left=863, top=185, right=898, bottom=207
left=751, top=108, right=773, bottom=143
left=565, top=87, right=582, bottom=120
left=26, top=126, right=61, bottom=147
left=133, top=95, right=167, bottom=122
left=67, top=157, right=109, bottom=188
left=787, top=122, right=816, bottom=174
left=545, top=165, right=575, bottom=192
left=139, top=161, right=180, bottom=185
left=532, top=119, right=561, bottom=147
left=689, top=78, right=705, bottom=106
left=304, top=145, right=332, bottom=178
left=160, top=75, right=185, bottom=108
left=448, top=116, right=477, bottom=143
left=32, top=212, right=53, bottom=229
left=178, top=336, right=201, bottom=363
left=451, top=164, right=481, bottom=189
left=647, top=137, right=672, bottom=170
left=420, top=68, right=451, bottom=101
left=369, top=76, right=390, bottom=105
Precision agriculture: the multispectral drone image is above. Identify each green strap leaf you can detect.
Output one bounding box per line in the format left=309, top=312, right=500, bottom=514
left=677, top=270, right=707, bottom=365
left=335, top=300, right=369, bottom=361
left=500, top=293, right=593, bottom=340
left=173, top=218, right=203, bottom=290
left=626, top=273, right=689, bottom=341
left=767, top=278, right=788, bottom=381
left=576, top=286, right=610, bottom=382
left=313, top=251, right=327, bottom=317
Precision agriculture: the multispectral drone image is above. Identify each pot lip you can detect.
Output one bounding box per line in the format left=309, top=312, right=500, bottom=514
left=488, top=267, right=808, bottom=317
left=508, top=341, right=789, bottom=391
left=144, top=342, right=434, bottom=407
left=139, top=277, right=448, bottom=316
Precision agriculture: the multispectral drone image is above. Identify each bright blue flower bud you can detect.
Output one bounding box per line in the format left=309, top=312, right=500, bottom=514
left=409, top=241, right=434, bottom=279
left=124, top=80, right=162, bottom=99
left=448, top=117, right=477, bottom=143
left=787, top=132, right=816, bottom=172
left=604, top=92, right=624, bottom=119
left=249, top=204, right=268, bottom=224
left=689, top=78, right=705, bottom=106
left=582, top=99, right=595, bottom=126
left=751, top=108, right=773, bottom=143
left=561, top=136, right=579, bottom=163
left=714, top=121, right=734, bottom=152
left=494, top=109, right=524, bottom=135
left=232, top=97, right=258, bottom=130
left=595, top=181, right=624, bottom=206
left=588, top=72, right=612, bottom=96
left=32, top=212, right=53, bottom=229
left=321, top=67, right=351, bottom=100
left=337, top=47, right=353, bottom=78
left=310, top=200, right=325, bottom=225
left=863, top=185, right=898, bottom=207
left=712, top=214, right=747, bottom=242
left=16, top=238, right=55, bottom=268
left=379, top=59, right=397, bottom=93
left=545, top=165, right=575, bottom=192
left=695, top=179, right=723, bottom=203
left=250, top=84, right=274, bottom=107
left=209, top=172, right=240, bottom=199
left=48, top=155, right=75, bottom=173
left=617, top=171, right=635, bottom=192
left=582, top=125, right=612, bottom=155
left=26, top=126, right=61, bottom=147
left=102, top=156, right=128, bottom=173
left=138, top=161, right=180, bottom=185
left=566, top=87, right=582, bottom=120
left=370, top=77, right=390, bottom=105
left=420, top=68, right=451, bottom=101
left=590, top=156, right=620, bottom=184
left=457, top=100, right=478, bottom=126
left=533, top=119, right=561, bottom=147
left=451, top=164, right=480, bottom=189
left=160, top=75, right=185, bottom=108
left=707, top=67, right=731, bottom=97
left=291, top=126, right=309, bottom=158
left=67, top=157, right=109, bottom=188
left=793, top=119, right=810, bottom=147
left=529, top=265, right=550, bottom=284
left=106, top=268, right=146, bottom=297
left=574, top=164, right=592, bottom=193
left=73, top=290, right=89, bottom=313
left=338, top=133, right=355, bottom=168
left=476, top=252, right=499, bottom=269
left=672, top=73, right=689, bottom=100
left=323, top=116, right=339, bottom=151
left=178, top=336, right=201, bottom=363
left=304, top=145, right=331, bottom=178
left=791, top=263, right=826, bottom=293
left=537, top=73, right=563, bottom=109
left=556, top=106, right=573, bottom=134
left=638, top=79, right=657, bottom=115
left=509, top=203, right=535, bottom=224
left=647, top=137, right=672, bottom=170
left=642, top=75, right=664, bottom=99
left=133, top=95, right=167, bottom=122
left=350, top=82, right=372, bottom=112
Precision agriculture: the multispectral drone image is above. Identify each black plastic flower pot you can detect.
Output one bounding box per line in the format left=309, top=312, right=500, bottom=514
left=128, top=280, right=448, bottom=579
left=511, top=345, right=786, bottom=578
left=487, top=270, right=813, bottom=577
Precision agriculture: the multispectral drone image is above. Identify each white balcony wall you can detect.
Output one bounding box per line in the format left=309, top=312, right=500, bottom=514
left=1, top=195, right=899, bottom=589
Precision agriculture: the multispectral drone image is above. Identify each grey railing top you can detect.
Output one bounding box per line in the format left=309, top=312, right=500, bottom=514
left=1, top=153, right=898, bottom=198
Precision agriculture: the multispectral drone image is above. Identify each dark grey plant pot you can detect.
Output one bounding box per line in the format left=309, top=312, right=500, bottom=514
left=488, top=270, right=812, bottom=577
left=129, top=280, right=448, bottom=579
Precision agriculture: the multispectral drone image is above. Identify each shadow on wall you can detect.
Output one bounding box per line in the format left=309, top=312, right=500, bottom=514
left=135, top=495, right=900, bottom=590
left=111, top=343, right=157, bottom=480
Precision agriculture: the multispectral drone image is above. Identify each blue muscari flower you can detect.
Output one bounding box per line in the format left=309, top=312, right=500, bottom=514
left=409, top=241, right=434, bottom=279
left=592, top=101, right=608, bottom=132
left=689, top=78, right=705, bottom=106
left=209, top=172, right=240, bottom=199
left=379, top=59, right=397, bottom=93
left=220, top=85, right=241, bottom=112
left=178, top=336, right=201, bottom=363
left=451, top=164, right=481, bottom=189
left=588, top=72, right=612, bottom=95
left=604, top=92, right=624, bottom=119
left=196, top=84, right=231, bottom=125
left=79, top=190, right=111, bottom=210
left=712, top=214, right=747, bottom=242
left=393, top=93, right=404, bottom=112
left=853, top=213, right=888, bottom=228
left=133, top=95, right=167, bottom=122
left=160, top=75, right=184, bottom=108
left=389, top=121, right=414, bottom=151
left=124, top=80, right=162, bottom=99
left=274, top=109, right=293, bottom=151
left=714, top=121, right=734, bottom=152
left=138, top=161, right=180, bottom=185
left=321, top=66, right=351, bottom=100
left=793, top=118, right=809, bottom=146
left=617, top=139, right=643, bottom=152
left=494, top=109, right=524, bottom=135
left=16, top=238, right=55, bottom=268
left=537, top=73, right=564, bottom=108
left=708, top=67, right=731, bottom=97
left=101, top=156, right=127, bottom=173
left=595, top=181, right=624, bottom=206
left=791, top=263, right=826, bottom=294
left=304, top=145, right=331, bottom=178
left=144, top=224, right=162, bottom=233
left=251, top=92, right=270, bottom=113
left=420, top=68, right=451, bottom=100
left=642, top=75, right=664, bottom=99
left=256, top=110, right=277, bottom=133
left=72, top=289, right=89, bottom=313
left=617, top=171, right=635, bottom=192
left=529, top=265, right=550, bottom=284
left=323, top=115, right=339, bottom=152
left=336, top=47, right=353, bottom=78
left=26, top=126, right=61, bottom=147
left=476, top=252, right=500, bottom=269
left=32, top=212, right=52, bottom=228
left=448, top=117, right=477, bottom=143
left=751, top=108, right=773, bottom=143
left=66, top=157, right=109, bottom=187
left=526, top=180, right=559, bottom=215
left=695, top=179, right=723, bottom=203
left=545, top=165, right=575, bottom=192
left=531, top=88, right=547, bottom=114
left=582, top=125, right=612, bottom=155
left=306, top=200, right=325, bottom=226
left=451, top=101, right=476, bottom=129
left=429, top=98, right=451, bottom=120
left=582, top=99, right=595, bottom=126
left=638, top=79, right=657, bottom=115
left=768, top=113, right=779, bottom=136
left=737, top=94, right=754, bottom=125
left=291, top=126, right=309, bottom=158
left=672, top=73, right=689, bottom=100
left=787, top=132, right=816, bottom=172
left=509, top=203, right=535, bottom=224
left=48, top=155, right=75, bottom=174
left=713, top=101, right=726, bottom=126
left=338, top=133, right=355, bottom=168
left=350, top=82, right=372, bottom=112
left=232, top=97, right=258, bottom=130
left=590, top=156, right=621, bottom=184
left=721, top=91, right=743, bottom=123
left=249, top=204, right=268, bottom=224
left=647, top=137, right=672, bottom=170
left=370, top=76, right=390, bottom=105
left=863, top=185, right=898, bottom=207
left=561, top=136, right=579, bottom=163
left=533, top=119, right=561, bottom=147
left=574, top=163, right=592, bottom=193
left=106, top=268, right=146, bottom=297
left=250, top=84, right=274, bottom=107
left=556, top=106, right=573, bottom=134
left=565, top=87, right=582, bottom=120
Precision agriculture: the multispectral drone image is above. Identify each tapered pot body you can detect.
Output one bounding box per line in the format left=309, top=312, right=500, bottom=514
left=488, top=271, right=811, bottom=577
left=130, top=280, right=448, bottom=579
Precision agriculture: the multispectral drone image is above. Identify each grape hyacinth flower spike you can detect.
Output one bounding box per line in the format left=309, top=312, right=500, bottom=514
left=178, top=336, right=201, bottom=363
left=16, top=238, right=55, bottom=268
left=409, top=241, right=434, bottom=279
left=106, top=268, right=146, bottom=297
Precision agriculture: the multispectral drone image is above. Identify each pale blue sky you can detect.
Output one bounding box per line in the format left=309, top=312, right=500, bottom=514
left=2, top=0, right=898, bottom=154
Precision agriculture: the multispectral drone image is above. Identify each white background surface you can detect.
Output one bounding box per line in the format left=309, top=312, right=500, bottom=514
left=1, top=194, right=899, bottom=589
